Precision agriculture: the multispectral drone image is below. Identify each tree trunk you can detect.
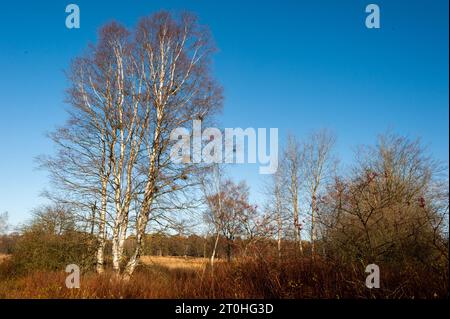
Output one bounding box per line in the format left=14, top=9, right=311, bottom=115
left=226, top=240, right=232, bottom=262
left=294, top=200, right=303, bottom=257
left=117, top=215, right=129, bottom=266
left=311, top=192, right=317, bottom=259
left=111, top=214, right=122, bottom=273
left=122, top=213, right=149, bottom=280
left=210, top=232, right=220, bottom=267
left=96, top=183, right=108, bottom=274
left=277, top=217, right=282, bottom=261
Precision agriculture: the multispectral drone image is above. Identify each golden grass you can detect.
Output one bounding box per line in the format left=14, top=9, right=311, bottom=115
left=0, top=254, right=10, bottom=263
left=0, top=257, right=447, bottom=299
left=140, top=255, right=209, bottom=270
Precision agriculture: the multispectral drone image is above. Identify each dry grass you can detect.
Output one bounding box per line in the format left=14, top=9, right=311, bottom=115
left=0, top=254, right=10, bottom=263
left=140, top=255, right=209, bottom=270
left=0, top=256, right=447, bottom=299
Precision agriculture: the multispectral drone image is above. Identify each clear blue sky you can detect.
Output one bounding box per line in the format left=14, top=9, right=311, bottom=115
left=0, top=0, right=448, bottom=227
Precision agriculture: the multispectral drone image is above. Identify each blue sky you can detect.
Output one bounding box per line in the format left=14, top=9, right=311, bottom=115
left=0, top=0, right=448, bottom=227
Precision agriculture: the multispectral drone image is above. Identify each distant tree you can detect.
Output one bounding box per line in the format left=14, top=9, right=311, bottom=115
left=199, top=164, right=224, bottom=268
left=283, top=135, right=304, bottom=256
left=27, top=205, right=76, bottom=235
left=205, top=180, right=256, bottom=262
left=264, top=169, right=288, bottom=260
left=0, top=212, right=11, bottom=255
left=301, top=129, right=336, bottom=257
left=0, top=212, right=8, bottom=235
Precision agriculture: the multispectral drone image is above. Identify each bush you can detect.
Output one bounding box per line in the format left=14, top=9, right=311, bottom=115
left=10, top=230, right=96, bottom=275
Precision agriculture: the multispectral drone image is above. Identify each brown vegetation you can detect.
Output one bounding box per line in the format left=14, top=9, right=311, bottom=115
left=0, top=257, right=446, bottom=299
left=140, top=256, right=210, bottom=270
left=0, top=254, right=10, bottom=264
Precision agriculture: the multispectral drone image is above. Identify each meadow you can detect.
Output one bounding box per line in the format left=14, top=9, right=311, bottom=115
left=0, top=254, right=447, bottom=299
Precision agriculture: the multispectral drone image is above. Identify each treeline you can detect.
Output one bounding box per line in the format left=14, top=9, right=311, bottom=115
left=128, top=233, right=312, bottom=259
left=0, top=216, right=313, bottom=273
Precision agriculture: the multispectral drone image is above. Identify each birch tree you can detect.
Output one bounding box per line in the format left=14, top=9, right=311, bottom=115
left=199, top=164, right=224, bottom=269
left=284, top=135, right=304, bottom=256
left=264, top=169, right=287, bottom=260
left=121, top=12, right=222, bottom=278
left=302, top=129, right=336, bottom=258
left=38, top=23, right=129, bottom=273
left=42, top=12, right=222, bottom=278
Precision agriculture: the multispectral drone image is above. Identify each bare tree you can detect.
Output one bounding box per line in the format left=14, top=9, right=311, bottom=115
left=240, top=206, right=274, bottom=259
left=39, top=23, right=123, bottom=272
left=199, top=164, right=224, bottom=269
left=28, top=205, right=77, bottom=235
left=42, top=12, right=222, bottom=279
left=121, top=12, right=222, bottom=278
left=198, top=164, right=224, bottom=298
left=264, top=169, right=288, bottom=260
left=302, top=129, right=336, bottom=258
left=0, top=212, right=8, bottom=235
left=205, top=180, right=255, bottom=262
left=319, top=133, right=448, bottom=266
left=283, top=134, right=304, bottom=256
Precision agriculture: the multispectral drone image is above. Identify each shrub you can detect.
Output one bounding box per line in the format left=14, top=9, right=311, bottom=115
left=10, top=230, right=96, bottom=275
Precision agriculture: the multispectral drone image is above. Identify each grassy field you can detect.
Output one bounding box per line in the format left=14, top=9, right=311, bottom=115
left=140, top=256, right=210, bottom=270
left=0, top=254, right=209, bottom=270
left=0, top=255, right=447, bottom=299
left=0, top=254, right=9, bottom=263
